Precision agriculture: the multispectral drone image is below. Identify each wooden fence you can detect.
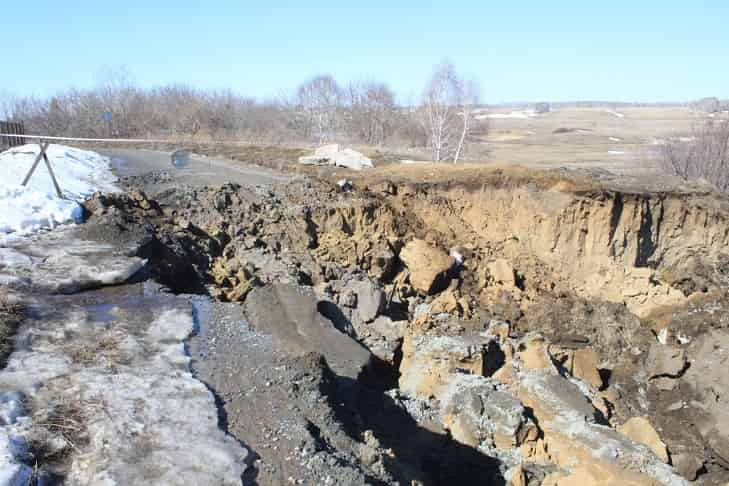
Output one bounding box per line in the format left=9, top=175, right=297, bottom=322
left=0, top=121, right=25, bottom=149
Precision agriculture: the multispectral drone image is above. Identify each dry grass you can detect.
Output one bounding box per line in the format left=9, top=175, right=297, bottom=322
left=27, top=392, right=103, bottom=482
left=0, top=289, right=25, bottom=369
left=470, top=106, right=704, bottom=174
left=67, top=335, right=121, bottom=367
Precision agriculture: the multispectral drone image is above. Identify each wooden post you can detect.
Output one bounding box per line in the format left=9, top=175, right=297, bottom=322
left=21, top=142, right=47, bottom=186
left=42, top=145, right=64, bottom=199
left=21, top=142, right=64, bottom=198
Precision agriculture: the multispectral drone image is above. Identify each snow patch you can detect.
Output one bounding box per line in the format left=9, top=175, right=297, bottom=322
left=0, top=301, right=247, bottom=484
left=477, top=109, right=537, bottom=120
left=0, top=228, right=146, bottom=293
left=0, top=429, right=32, bottom=486
left=0, top=144, right=119, bottom=235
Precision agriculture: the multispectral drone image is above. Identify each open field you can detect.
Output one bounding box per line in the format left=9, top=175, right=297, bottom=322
left=472, top=106, right=713, bottom=174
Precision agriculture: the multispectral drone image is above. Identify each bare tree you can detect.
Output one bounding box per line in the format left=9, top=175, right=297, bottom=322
left=421, top=61, right=479, bottom=162
left=453, top=79, right=479, bottom=163
left=661, top=119, right=729, bottom=191
left=345, top=80, right=396, bottom=146
left=422, top=62, right=458, bottom=161
left=296, top=75, right=341, bottom=144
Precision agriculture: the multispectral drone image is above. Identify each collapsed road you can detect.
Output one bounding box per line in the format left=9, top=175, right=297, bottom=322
left=1, top=148, right=729, bottom=485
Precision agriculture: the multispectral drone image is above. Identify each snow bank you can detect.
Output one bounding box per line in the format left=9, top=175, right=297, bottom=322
left=0, top=144, right=118, bottom=235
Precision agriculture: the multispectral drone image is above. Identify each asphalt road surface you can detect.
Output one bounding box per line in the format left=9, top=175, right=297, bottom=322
left=102, top=148, right=291, bottom=193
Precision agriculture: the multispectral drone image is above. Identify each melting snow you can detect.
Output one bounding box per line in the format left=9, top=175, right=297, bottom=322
left=0, top=144, right=118, bottom=235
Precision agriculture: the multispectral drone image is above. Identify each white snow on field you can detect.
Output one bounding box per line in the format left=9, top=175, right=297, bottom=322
left=608, top=150, right=626, bottom=155
left=609, top=137, right=623, bottom=142
left=476, top=109, right=538, bottom=120
left=0, top=144, right=118, bottom=235
left=604, top=109, right=625, bottom=118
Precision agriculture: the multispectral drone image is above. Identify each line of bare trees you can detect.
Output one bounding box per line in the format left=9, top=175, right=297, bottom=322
left=1, top=62, right=485, bottom=161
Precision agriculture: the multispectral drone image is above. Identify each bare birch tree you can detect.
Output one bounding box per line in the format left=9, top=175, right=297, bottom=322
left=296, top=75, right=341, bottom=144
left=421, top=61, right=479, bottom=162
left=422, top=62, right=458, bottom=161
left=453, top=79, right=479, bottom=163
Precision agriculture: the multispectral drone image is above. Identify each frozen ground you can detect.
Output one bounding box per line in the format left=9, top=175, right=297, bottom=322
left=0, top=144, right=118, bottom=235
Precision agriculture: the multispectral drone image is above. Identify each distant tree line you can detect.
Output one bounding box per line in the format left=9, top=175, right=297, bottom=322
left=1, top=63, right=486, bottom=162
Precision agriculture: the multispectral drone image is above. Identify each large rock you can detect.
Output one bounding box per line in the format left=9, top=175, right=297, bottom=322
left=618, top=417, right=669, bottom=463
left=298, top=144, right=374, bottom=171
left=349, top=314, right=406, bottom=364
left=441, top=374, right=538, bottom=450
left=244, top=284, right=372, bottom=379
left=399, top=334, right=485, bottom=400
left=517, top=371, right=688, bottom=486
left=549, top=345, right=603, bottom=390
left=399, top=239, right=454, bottom=295
left=487, top=258, right=516, bottom=286
left=349, top=280, right=385, bottom=323
left=683, top=329, right=729, bottom=468
left=646, top=344, right=686, bottom=378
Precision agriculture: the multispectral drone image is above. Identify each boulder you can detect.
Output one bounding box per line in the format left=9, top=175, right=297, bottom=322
left=399, top=334, right=485, bottom=400
left=618, top=417, right=669, bottom=463
left=244, top=284, right=372, bottom=379
left=355, top=315, right=406, bottom=363
left=517, top=371, right=688, bottom=486
left=516, top=335, right=554, bottom=372
left=487, top=258, right=516, bottom=286
left=441, top=374, right=538, bottom=450
left=550, top=346, right=603, bottom=389
left=349, top=280, right=384, bottom=323
left=683, top=329, right=729, bottom=468
left=399, top=239, right=454, bottom=295
left=646, top=344, right=686, bottom=379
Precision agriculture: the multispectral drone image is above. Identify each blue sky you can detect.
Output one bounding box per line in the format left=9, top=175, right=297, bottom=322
left=2, top=1, right=727, bottom=103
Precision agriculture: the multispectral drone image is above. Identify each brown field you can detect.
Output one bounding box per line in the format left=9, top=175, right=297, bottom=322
left=469, top=106, right=709, bottom=175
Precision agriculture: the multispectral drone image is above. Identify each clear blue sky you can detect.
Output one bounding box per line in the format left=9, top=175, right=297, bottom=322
left=2, top=1, right=727, bottom=103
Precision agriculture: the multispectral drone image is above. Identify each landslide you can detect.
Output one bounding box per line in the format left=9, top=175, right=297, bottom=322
left=89, top=164, right=729, bottom=484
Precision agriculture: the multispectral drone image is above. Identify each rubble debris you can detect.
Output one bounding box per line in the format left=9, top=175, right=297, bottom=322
left=298, top=144, right=374, bottom=171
